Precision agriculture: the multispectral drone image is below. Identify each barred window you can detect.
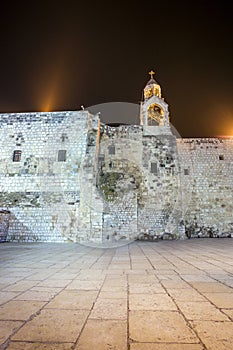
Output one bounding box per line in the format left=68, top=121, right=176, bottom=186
left=13, top=150, right=22, bottom=162
left=58, top=150, right=67, bottom=162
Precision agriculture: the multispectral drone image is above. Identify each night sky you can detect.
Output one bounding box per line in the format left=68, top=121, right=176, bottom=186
left=0, top=1, right=232, bottom=137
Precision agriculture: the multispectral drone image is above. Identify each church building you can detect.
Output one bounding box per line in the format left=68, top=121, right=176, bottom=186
left=0, top=72, right=233, bottom=244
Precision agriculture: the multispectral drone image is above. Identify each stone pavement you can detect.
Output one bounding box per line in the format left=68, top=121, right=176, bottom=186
left=0, top=239, right=233, bottom=350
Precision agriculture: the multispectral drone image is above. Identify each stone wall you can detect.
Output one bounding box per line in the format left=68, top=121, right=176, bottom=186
left=138, top=131, right=183, bottom=239
left=1, top=111, right=233, bottom=243
left=96, top=125, right=184, bottom=241
left=0, top=111, right=99, bottom=242
left=177, top=138, right=233, bottom=238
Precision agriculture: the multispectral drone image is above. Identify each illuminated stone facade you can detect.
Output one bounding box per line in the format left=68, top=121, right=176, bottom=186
left=0, top=74, right=233, bottom=243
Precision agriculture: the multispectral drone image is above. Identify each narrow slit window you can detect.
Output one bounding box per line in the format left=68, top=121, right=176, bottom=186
left=13, top=150, right=22, bottom=162
left=58, top=150, right=67, bottom=162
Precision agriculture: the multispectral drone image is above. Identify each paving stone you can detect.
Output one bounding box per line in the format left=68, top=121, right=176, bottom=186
left=176, top=301, right=228, bottom=321
left=222, top=309, right=233, bottom=319
left=66, top=280, right=103, bottom=290
left=156, top=272, right=179, bottom=279
left=0, top=292, right=20, bottom=305
left=108, top=264, right=131, bottom=269
left=36, top=279, right=72, bottom=288
left=167, top=288, right=206, bottom=301
left=0, top=283, right=11, bottom=290
left=130, top=343, right=204, bottom=349
left=131, top=264, right=153, bottom=270
left=101, top=281, right=127, bottom=292
left=129, top=283, right=166, bottom=294
left=6, top=342, right=74, bottom=349
left=129, top=293, right=177, bottom=311
left=203, top=292, right=233, bottom=308
left=1, top=240, right=233, bottom=349
left=160, top=280, right=191, bottom=289
left=129, top=310, right=198, bottom=343
left=90, top=298, right=127, bottom=320
left=3, top=280, right=41, bottom=292
left=26, top=272, right=56, bottom=281
left=14, top=288, right=61, bottom=301
left=190, top=282, right=233, bottom=293
left=50, top=272, right=79, bottom=279
left=126, top=269, right=150, bottom=275
left=12, top=309, right=89, bottom=342
left=0, top=300, right=46, bottom=320
left=128, top=275, right=158, bottom=284
left=0, top=320, right=23, bottom=346
left=75, top=319, right=127, bottom=349
left=45, top=290, right=98, bottom=309
left=191, top=320, right=233, bottom=350
left=99, top=291, right=127, bottom=299
left=181, top=274, right=215, bottom=282
left=76, top=270, right=106, bottom=280
left=0, top=268, right=33, bottom=278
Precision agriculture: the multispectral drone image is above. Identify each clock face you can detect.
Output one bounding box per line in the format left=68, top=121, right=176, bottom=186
left=148, top=104, right=164, bottom=125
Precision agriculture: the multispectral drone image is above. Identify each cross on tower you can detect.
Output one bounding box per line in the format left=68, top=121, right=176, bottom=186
left=149, top=70, right=155, bottom=79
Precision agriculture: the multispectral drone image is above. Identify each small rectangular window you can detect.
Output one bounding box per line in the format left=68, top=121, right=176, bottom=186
left=108, top=146, right=115, bottom=155
left=58, top=150, right=67, bottom=162
left=13, top=150, right=22, bottom=162
left=98, top=154, right=105, bottom=162
left=219, top=155, right=224, bottom=160
left=151, top=162, right=158, bottom=174
left=184, top=169, right=189, bottom=175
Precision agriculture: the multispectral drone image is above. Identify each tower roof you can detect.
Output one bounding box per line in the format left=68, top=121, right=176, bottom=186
left=146, top=77, right=158, bottom=86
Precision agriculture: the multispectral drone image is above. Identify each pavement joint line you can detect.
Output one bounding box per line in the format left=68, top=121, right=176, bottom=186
left=71, top=269, right=107, bottom=349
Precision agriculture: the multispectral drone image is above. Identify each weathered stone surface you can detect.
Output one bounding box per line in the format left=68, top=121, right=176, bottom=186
left=66, top=280, right=103, bottom=291
left=90, top=298, right=127, bottom=320
left=1, top=239, right=233, bottom=349
left=0, top=321, right=23, bottom=346
left=129, top=293, right=177, bottom=311
left=191, top=320, right=233, bottom=349
left=190, top=282, right=233, bottom=293
left=130, top=344, right=204, bottom=350
left=45, top=290, right=98, bottom=310
left=12, top=309, right=89, bottom=342
left=0, top=300, right=46, bottom=320
left=176, top=301, right=228, bottom=321
left=3, top=280, right=41, bottom=292
left=202, top=292, right=233, bottom=308
left=75, top=319, right=127, bottom=350
left=129, top=283, right=166, bottom=294
left=14, top=288, right=61, bottom=301
left=0, top=292, right=21, bottom=305
left=129, top=310, right=198, bottom=343
left=6, top=342, right=74, bottom=349
left=166, top=288, right=206, bottom=302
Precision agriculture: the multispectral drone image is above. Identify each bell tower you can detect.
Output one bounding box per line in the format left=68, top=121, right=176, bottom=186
left=140, top=70, right=170, bottom=128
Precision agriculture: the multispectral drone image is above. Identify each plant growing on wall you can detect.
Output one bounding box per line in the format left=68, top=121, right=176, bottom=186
left=98, top=171, right=122, bottom=201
